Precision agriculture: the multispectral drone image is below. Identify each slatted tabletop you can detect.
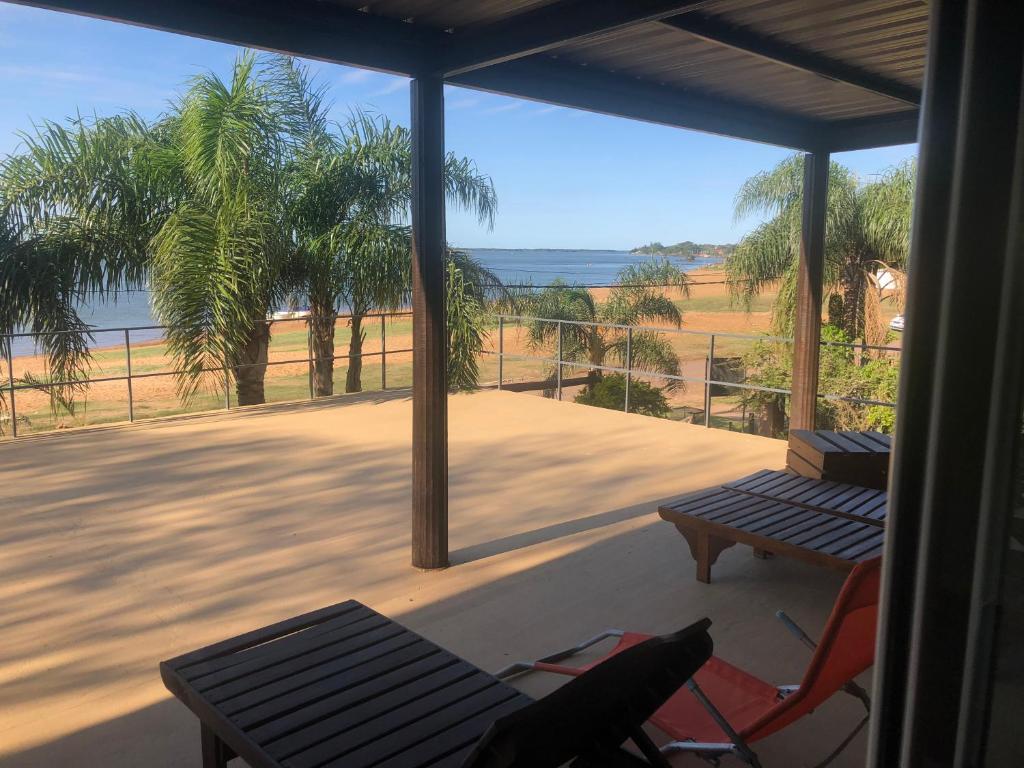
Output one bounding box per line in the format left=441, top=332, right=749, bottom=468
left=160, top=601, right=533, bottom=768
left=659, top=469, right=887, bottom=582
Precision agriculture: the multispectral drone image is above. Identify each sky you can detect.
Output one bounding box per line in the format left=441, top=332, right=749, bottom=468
left=0, top=3, right=918, bottom=250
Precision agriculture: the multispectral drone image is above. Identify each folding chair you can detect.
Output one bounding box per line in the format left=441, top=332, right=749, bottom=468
left=465, top=618, right=714, bottom=768
left=496, top=557, right=881, bottom=768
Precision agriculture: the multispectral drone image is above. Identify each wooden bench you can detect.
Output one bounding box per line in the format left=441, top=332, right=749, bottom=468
left=160, top=600, right=533, bottom=768
left=658, top=469, right=886, bottom=583
left=787, top=429, right=891, bottom=489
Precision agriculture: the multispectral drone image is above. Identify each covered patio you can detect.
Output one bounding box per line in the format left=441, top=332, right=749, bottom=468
left=4, top=0, right=1023, bottom=765
left=0, top=391, right=873, bottom=766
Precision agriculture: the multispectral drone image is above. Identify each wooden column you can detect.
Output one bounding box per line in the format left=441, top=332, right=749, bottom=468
left=410, top=76, right=448, bottom=569
left=789, top=150, right=829, bottom=432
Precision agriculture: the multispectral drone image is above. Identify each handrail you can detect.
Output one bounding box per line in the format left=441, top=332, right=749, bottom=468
left=1, top=312, right=411, bottom=438
left=490, top=314, right=899, bottom=431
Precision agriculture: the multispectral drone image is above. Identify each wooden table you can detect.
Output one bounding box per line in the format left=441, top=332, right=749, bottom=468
left=787, top=429, right=891, bottom=489
left=160, top=601, right=532, bottom=768
left=658, top=469, right=886, bottom=583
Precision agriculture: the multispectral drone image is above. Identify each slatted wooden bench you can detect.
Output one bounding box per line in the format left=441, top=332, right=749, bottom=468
left=787, top=429, right=892, bottom=489
left=160, top=600, right=533, bottom=768
left=658, top=469, right=886, bottom=583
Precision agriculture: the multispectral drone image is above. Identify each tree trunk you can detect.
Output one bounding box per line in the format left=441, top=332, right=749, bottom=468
left=309, top=305, right=336, bottom=397
left=757, top=396, right=787, bottom=438
left=233, top=322, right=270, bottom=406
left=840, top=263, right=865, bottom=340
left=345, top=314, right=365, bottom=393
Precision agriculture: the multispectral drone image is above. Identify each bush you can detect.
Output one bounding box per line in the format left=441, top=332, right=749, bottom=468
left=575, top=373, right=672, bottom=418
left=740, top=324, right=900, bottom=437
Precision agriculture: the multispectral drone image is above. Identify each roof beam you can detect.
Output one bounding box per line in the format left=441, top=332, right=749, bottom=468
left=661, top=13, right=922, bottom=107
left=5, top=0, right=441, bottom=75
left=451, top=56, right=818, bottom=150
left=822, top=111, right=920, bottom=152
left=439, top=0, right=711, bottom=78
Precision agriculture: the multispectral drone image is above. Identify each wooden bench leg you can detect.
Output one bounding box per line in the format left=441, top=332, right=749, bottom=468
left=674, top=525, right=736, bottom=584
left=201, top=722, right=234, bottom=768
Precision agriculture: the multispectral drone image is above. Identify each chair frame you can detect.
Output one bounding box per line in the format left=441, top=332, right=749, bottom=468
left=497, top=610, right=871, bottom=768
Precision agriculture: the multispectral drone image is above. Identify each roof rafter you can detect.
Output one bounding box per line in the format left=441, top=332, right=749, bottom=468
left=661, top=13, right=922, bottom=106
left=439, top=0, right=712, bottom=78
left=450, top=56, right=819, bottom=150
left=5, top=0, right=442, bottom=75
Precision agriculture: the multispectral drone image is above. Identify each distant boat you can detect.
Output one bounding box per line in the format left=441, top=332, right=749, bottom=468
left=269, top=308, right=311, bottom=321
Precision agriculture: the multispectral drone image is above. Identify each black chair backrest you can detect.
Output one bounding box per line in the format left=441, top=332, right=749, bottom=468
left=462, top=618, right=713, bottom=768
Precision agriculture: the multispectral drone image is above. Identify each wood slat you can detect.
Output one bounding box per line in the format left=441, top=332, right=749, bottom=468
left=279, top=673, right=501, bottom=765
left=207, top=623, right=409, bottom=704
left=231, top=642, right=447, bottom=730
left=195, top=611, right=387, bottom=691
left=167, top=601, right=364, bottom=675
left=219, top=636, right=433, bottom=717
left=354, top=695, right=532, bottom=768
left=246, top=656, right=467, bottom=743
left=311, top=686, right=525, bottom=768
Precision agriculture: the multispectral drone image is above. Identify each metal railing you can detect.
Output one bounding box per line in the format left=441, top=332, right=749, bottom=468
left=488, top=314, right=900, bottom=427
left=1, top=312, right=412, bottom=438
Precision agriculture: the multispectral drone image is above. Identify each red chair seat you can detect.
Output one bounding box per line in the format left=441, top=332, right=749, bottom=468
left=535, top=632, right=782, bottom=743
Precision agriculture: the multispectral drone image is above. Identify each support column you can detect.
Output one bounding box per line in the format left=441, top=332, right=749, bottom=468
left=410, top=76, right=448, bottom=569
left=789, top=150, right=829, bottom=432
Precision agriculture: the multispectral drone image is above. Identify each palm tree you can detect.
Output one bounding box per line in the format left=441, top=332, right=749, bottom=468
left=728, top=155, right=914, bottom=343
left=0, top=113, right=161, bottom=417
left=280, top=70, right=499, bottom=395
left=148, top=52, right=294, bottom=405
left=526, top=259, right=689, bottom=399
left=1, top=52, right=505, bottom=422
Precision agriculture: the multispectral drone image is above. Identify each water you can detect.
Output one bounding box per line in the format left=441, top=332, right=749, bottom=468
left=8, top=249, right=722, bottom=358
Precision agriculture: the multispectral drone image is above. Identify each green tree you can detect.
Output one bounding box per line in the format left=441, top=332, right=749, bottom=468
left=0, top=52, right=506, bottom=426
left=279, top=60, right=499, bottom=394
left=526, top=258, right=689, bottom=394
left=728, top=156, right=914, bottom=343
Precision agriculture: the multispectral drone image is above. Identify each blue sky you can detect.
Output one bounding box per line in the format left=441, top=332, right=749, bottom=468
left=0, top=3, right=917, bottom=250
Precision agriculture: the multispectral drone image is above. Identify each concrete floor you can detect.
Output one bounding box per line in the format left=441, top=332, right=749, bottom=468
left=0, top=390, right=870, bottom=766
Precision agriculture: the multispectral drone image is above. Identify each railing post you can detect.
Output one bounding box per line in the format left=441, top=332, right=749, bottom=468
left=223, top=356, right=231, bottom=411
left=307, top=318, right=315, bottom=400
left=624, top=327, right=633, bottom=413
left=5, top=339, right=16, bottom=438
left=556, top=320, right=563, bottom=400
left=381, top=314, right=387, bottom=390
left=704, top=334, right=715, bottom=428
left=497, top=316, right=504, bottom=390
left=124, top=329, right=134, bottom=423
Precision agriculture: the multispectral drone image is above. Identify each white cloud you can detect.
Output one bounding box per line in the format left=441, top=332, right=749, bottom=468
left=372, top=77, right=409, bottom=96
left=533, top=105, right=562, bottom=116
left=0, top=64, right=100, bottom=84
left=340, top=68, right=372, bottom=84
left=448, top=96, right=480, bottom=110
left=483, top=101, right=523, bottom=115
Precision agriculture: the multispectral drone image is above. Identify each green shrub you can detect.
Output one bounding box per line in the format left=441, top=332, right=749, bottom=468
left=575, top=373, right=671, bottom=418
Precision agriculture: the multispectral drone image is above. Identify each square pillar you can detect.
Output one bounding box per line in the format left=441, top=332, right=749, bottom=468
left=410, top=76, right=448, bottom=569
left=789, top=150, right=829, bottom=432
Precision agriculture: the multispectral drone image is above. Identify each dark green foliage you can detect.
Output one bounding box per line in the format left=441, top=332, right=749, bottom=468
left=575, top=373, right=671, bottom=418
left=728, top=155, right=914, bottom=344
left=740, top=324, right=900, bottom=438
left=632, top=241, right=736, bottom=258
left=524, top=259, right=688, bottom=390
